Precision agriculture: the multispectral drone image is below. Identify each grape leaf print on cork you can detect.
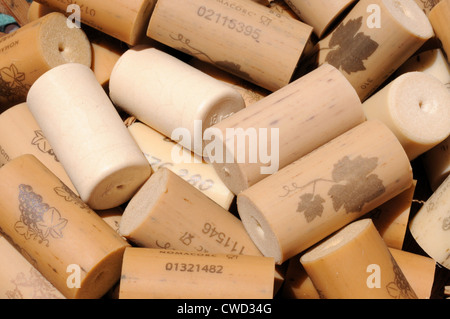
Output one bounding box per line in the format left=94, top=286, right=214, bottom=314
left=325, top=17, right=379, bottom=74
left=15, top=184, right=68, bottom=247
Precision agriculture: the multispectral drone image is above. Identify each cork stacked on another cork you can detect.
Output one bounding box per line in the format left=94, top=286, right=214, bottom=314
left=0, top=0, right=448, bottom=300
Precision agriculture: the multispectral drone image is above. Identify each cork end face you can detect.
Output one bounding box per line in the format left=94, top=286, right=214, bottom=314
left=382, top=0, right=434, bottom=39
left=237, top=194, right=282, bottom=264
left=300, top=218, right=373, bottom=264
left=390, top=72, right=450, bottom=146
left=38, top=12, right=92, bottom=69
left=119, top=168, right=169, bottom=238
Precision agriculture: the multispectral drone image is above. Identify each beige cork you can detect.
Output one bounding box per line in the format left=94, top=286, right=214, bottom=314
left=413, top=0, right=442, bottom=15
left=312, top=0, right=434, bottom=101
left=365, top=180, right=416, bottom=250
left=0, top=12, right=91, bottom=111
left=423, top=136, right=450, bottom=191
left=283, top=0, right=358, bottom=38
left=409, top=174, right=450, bottom=270
left=27, top=1, right=54, bottom=22
left=119, top=247, right=275, bottom=299
left=109, top=46, right=246, bottom=157
left=300, top=219, right=418, bottom=299
left=127, top=121, right=234, bottom=210
left=429, top=0, right=450, bottom=63
left=0, top=102, right=76, bottom=194
left=26, top=63, right=152, bottom=210
left=33, top=0, right=156, bottom=45
left=146, top=0, right=313, bottom=92
left=0, top=154, right=130, bottom=299
left=362, top=71, right=450, bottom=161
left=237, top=120, right=413, bottom=264
left=209, top=63, right=364, bottom=195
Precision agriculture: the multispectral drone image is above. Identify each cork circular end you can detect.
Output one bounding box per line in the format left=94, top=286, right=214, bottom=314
left=119, top=168, right=169, bottom=239
left=300, top=218, right=373, bottom=264
left=382, top=0, right=434, bottom=39
left=390, top=72, right=450, bottom=146
left=38, top=12, right=92, bottom=68
left=237, top=194, right=282, bottom=264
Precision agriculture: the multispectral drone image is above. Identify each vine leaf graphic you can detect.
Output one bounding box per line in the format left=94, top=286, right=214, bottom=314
left=325, top=17, right=379, bottom=74
left=37, top=207, right=68, bottom=239
left=297, top=193, right=326, bottom=223
left=0, top=64, right=25, bottom=88
left=328, top=156, right=385, bottom=214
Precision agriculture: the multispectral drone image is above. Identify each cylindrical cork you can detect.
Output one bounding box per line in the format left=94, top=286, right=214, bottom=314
left=422, top=136, right=450, bottom=191
left=127, top=120, right=234, bottom=210
left=237, top=120, right=413, bottom=264
left=0, top=102, right=76, bottom=194
left=32, top=0, right=156, bottom=45
left=312, top=0, right=434, bottom=101
left=300, top=219, right=418, bottom=299
left=26, top=63, right=152, bottom=210
left=395, top=49, right=450, bottom=91
left=119, top=247, right=275, bottom=299
left=27, top=1, right=54, bottom=22
left=362, top=72, right=450, bottom=161
left=283, top=246, right=435, bottom=299
left=146, top=0, right=313, bottom=92
left=0, top=154, right=130, bottom=299
left=365, top=180, right=416, bottom=250
left=283, top=0, right=357, bottom=38
left=119, top=167, right=260, bottom=257
left=409, top=174, right=450, bottom=270
left=109, top=46, right=246, bottom=157
left=413, top=0, right=442, bottom=15
left=0, top=12, right=91, bottom=111
left=209, top=63, right=365, bottom=195
left=0, top=233, right=65, bottom=299
left=429, top=0, right=450, bottom=63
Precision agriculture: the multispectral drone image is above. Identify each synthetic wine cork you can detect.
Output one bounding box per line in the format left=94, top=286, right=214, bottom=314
left=146, top=0, right=313, bottom=92
left=409, top=174, right=450, bottom=270
left=119, top=167, right=260, bottom=257
left=429, top=0, right=450, bottom=63
left=283, top=0, right=358, bottom=38
left=109, top=46, right=246, bottom=156
left=0, top=233, right=65, bottom=299
left=365, top=180, right=416, bottom=250
left=0, top=102, right=76, bottom=194
left=26, top=63, right=151, bottom=210
left=237, top=120, right=413, bottom=264
left=300, top=219, right=418, bottom=299
left=0, top=154, right=130, bottom=299
left=119, top=247, right=275, bottom=299
left=0, top=12, right=91, bottom=111
left=282, top=246, right=435, bottom=299
left=311, top=0, right=434, bottom=100
left=422, top=136, right=450, bottom=191
left=127, top=120, right=234, bottom=210
left=362, top=72, right=450, bottom=160
left=32, top=0, right=156, bottom=45
left=209, top=63, right=365, bottom=195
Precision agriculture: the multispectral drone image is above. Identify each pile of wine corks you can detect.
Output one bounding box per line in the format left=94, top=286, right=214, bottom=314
left=0, top=0, right=448, bottom=299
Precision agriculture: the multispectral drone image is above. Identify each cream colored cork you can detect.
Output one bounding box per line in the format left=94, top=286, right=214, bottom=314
left=33, top=0, right=156, bottom=45
left=362, top=71, right=450, bottom=161
left=26, top=63, right=152, bottom=210
left=237, top=120, right=413, bottom=264
left=109, top=46, right=246, bottom=157
left=283, top=0, right=358, bottom=38
left=119, top=247, right=275, bottom=299
left=0, top=12, right=91, bottom=111
left=429, top=0, right=450, bottom=63
left=127, top=121, right=234, bottom=210
left=210, top=63, right=365, bottom=195
left=312, top=0, right=434, bottom=101
left=0, top=154, right=130, bottom=299
left=0, top=102, right=76, bottom=194
left=300, top=219, right=418, bottom=299
left=146, top=0, right=313, bottom=92
left=409, top=174, right=450, bottom=270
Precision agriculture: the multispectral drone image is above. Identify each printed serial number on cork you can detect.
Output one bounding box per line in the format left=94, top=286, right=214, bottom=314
left=165, top=262, right=224, bottom=274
